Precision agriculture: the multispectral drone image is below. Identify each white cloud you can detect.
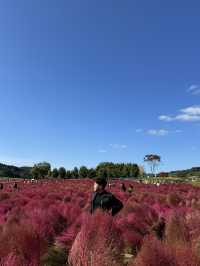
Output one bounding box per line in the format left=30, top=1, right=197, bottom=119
left=121, top=145, right=127, bottom=149
left=159, top=106, right=200, bottom=122
left=181, top=106, right=200, bottom=115
left=109, top=144, right=127, bottom=149
left=147, top=129, right=169, bottom=136
left=98, top=149, right=107, bottom=153
left=136, top=128, right=143, bottom=133
left=175, top=114, right=200, bottom=121
left=159, top=115, right=174, bottom=122
left=136, top=128, right=182, bottom=136
left=187, top=85, right=200, bottom=95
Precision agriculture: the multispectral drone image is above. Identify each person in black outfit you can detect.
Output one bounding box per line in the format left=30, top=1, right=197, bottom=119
left=90, top=177, right=123, bottom=216
left=121, top=183, right=127, bottom=192
left=0, top=183, right=3, bottom=190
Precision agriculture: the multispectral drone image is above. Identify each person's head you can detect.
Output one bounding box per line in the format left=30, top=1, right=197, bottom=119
left=94, top=177, right=107, bottom=192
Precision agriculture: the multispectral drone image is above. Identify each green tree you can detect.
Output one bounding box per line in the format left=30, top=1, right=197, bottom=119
left=37, top=162, right=51, bottom=176
left=121, top=165, right=130, bottom=178
left=66, top=170, right=72, bottom=179
left=97, top=168, right=108, bottom=179
left=31, top=166, right=40, bottom=179
left=144, top=154, right=161, bottom=177
left=31, top=162, right=51, bottom=179
left=52, top=168, right=59, bottom=178
left=130, top=164, right=140, bottom=178
left=88, top=168, right=97, bottom=179
left=71, top=167, right=79, bottom=179
left=59, top=167, right=66, bottom=179
left=79, top=166, right=89, bottom=179
left=95, top=162, right=139, bottom=179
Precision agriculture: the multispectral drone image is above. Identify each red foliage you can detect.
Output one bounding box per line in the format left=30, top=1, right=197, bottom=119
left=0, top=222, right=46, bottom=265
left=167, top=192, right=182, bottom=207
left=0, top=193, right=10, bottom=202
left=68, top=210, right=123, bottom=266
left=174, top=244, right=200, bottom=266
left=129, top=236, right=176, bottom=266
left=165, top=212, right=190, bottom=245
left=0, top=179, right=200, bottom=265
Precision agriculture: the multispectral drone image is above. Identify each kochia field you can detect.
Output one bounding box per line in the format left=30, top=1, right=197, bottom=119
left=0, top=179, right=200, bottom=266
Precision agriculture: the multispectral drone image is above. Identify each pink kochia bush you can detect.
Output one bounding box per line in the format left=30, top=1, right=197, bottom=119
left=68, top=210, right=123, bottom=266
left=0, top=221, right=46, bottom=265
left=129, top=235, right=177, bottom=266
left=0, top=179, right=200, bottom=265
left=117, top=202, right=159, bottom=253
left=129, top=235, right=200, bottom=266
left=165, top=212, right=190, bottom=245
left=55, top=203, right=83, bottom=252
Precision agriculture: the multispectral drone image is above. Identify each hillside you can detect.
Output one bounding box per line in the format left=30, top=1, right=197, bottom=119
left=170, top=167, right=200, bottom=178
left=0, top=163, right=32, bottom=179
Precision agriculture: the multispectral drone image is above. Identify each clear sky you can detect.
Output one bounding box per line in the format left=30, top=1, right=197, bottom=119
left=0, top=0, right=200, bottom=172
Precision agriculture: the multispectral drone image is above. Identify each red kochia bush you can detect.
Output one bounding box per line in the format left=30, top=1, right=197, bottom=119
left=56, top=222, right=81, bottom=252
left=131, top=237, right=200, bottom=266
left=167, top=192, right=182, bottom=207
left=129, top=236, right=176, bottom=266
left=186, top=211, right=200, bottom=242
left=24, top=205, right=67, bottom=243
left=0, top=222, right=47, bottom=265
left=1, top=253, right=39, bottom=266
left=0, top=193, right=10, bottom=202
left=55, top=212, right=82, bottom=252
left=57, top=202, right=82, bottom=226
left=117, top=202, right=158, bottom=253
left=68, top=211, right=123, bottom=266
left=174, top=244, right=200, bottom=266
left=1, top=253, right=25, bottom=266
left=165, top=212, right=190, bottom=245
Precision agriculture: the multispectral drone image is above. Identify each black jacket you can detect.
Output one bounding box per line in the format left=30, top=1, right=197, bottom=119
left=90, top=190, right=123, bottom=216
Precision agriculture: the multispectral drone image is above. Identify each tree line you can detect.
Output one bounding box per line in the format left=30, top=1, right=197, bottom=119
left=31, top=162, right=140, bottom=180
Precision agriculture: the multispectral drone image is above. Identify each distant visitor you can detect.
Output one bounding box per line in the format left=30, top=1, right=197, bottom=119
left=128, top=184, right=134, bottom=194
left=13, top=182, right=18, bottom=190
left=120, top=183, right=127, bottom=192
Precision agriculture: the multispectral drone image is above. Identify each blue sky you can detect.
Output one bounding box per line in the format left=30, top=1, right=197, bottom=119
left=0, top=0, right=200, bottom=172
